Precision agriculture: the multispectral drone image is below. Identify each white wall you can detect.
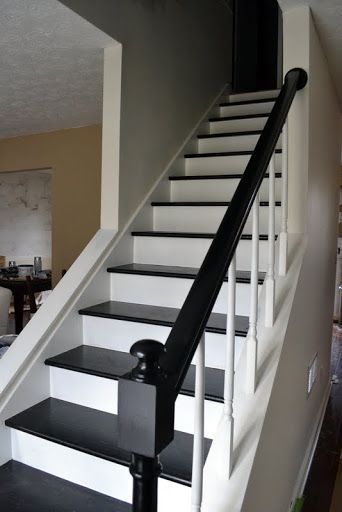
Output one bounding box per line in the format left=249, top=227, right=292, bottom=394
left=241, top=7, right=340, bottom=512
left=59, top=0, right=233, bottom=227
left=0, top=170, right=52, bottom=268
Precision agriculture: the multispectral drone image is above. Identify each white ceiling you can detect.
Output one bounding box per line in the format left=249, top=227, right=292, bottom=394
left=278, top=0, right=342, bottom=105
left=0, top=0, right=115, bottom=139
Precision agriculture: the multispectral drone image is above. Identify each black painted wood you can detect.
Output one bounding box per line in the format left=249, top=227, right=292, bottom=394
left=160, top=68, right=307, bottom=390
left=209, top=112, right=269, bottom=122
left=197, top=130, right=263, bottom=139
left=131, top=231, right=273, bottom=241
left=151, top=201, right=281, bottom=207
left=184, top=148, right=282, bottom=158
left=5, top=398, right=211, bottom=487
left=78, top=300, right=249, bottom=337
left=46, top=345, right=225, bottom=403
left=0, top=460, right=131, bottom=512
left=219, top=98, right=276, bottom=107
left=169, top=172, right=282, bottom=180
left=107, top=263, right=265, bottom=285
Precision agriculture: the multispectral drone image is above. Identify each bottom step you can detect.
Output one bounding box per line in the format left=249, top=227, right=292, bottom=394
left=0, top=460, right=131, bottom=512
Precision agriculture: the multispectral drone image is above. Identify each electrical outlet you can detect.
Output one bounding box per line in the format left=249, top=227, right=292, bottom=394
left=308, top=354, right=318, bottom=395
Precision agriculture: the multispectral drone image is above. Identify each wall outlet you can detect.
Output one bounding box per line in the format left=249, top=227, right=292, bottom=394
left=308, top=354, right=318, bottom=395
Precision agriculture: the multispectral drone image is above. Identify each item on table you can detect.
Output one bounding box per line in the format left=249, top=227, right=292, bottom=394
left=1, top=265, right=18, bottom=278
left=34, top=257, right=42, bottom=276
left=18, top=265, right=34, bottom=277
left=8, top=261, right=16, bottom=267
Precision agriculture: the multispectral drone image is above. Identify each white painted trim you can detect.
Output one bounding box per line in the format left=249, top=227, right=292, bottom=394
left=101, top=44, right=122, bottom=230
left=289, top=382, right=331, bottom=509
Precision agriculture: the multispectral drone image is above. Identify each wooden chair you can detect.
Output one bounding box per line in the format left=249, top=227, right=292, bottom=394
left=25, top=276, right=37, bottom=315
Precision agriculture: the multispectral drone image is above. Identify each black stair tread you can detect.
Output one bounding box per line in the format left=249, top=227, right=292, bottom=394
left=169, top=172, right=282, bottom=180
left=79, top=301, right=249, bottom=337
left=151, top=201, right=280, bottom=207
left=209, top=112, right=269, bottom=122
left=0, top=460, right=131, bottom=512
left=107, top=263, right=265, bottom=284
left=131, top=231, right=273, bottom=241
left=184, top=148, right=281, bottom=158
left=46, top=345, right=225, bottom=403
left=219, top=97, right=276, bottom=107
left=5, top=398, right=212, bottom=487
left=197, top=130, right=263, bottom=139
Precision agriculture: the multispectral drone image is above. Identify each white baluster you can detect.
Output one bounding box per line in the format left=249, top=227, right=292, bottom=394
left=265, top=154, right=275, bottom=327
left=191, top=335, right=205, bottom=512
left=246, top=194, right=259, bottom=394
left=279, top=119, right=288, bottom=276
left=223, top=254, right=236, bottom=478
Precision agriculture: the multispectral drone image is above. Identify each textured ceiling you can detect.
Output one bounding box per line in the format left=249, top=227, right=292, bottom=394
left=278, top=0, right=342, bottom=106
left=0, top=0, right=115, bottom=139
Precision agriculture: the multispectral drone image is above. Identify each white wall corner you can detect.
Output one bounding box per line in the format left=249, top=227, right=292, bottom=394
left=101, top=43, right=122, bottom=230
left=282, top=5, right=310, bottom=235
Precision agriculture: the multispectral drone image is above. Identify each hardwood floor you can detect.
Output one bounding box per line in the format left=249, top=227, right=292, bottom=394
left=303, top=325, right=342, bottom=512
left=330, top=459, right=342, bottom=512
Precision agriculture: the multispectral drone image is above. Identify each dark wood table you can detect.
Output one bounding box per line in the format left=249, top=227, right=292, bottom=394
left=0, top=277, right=52, bottom=334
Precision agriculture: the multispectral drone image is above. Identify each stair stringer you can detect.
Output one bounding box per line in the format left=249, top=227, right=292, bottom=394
left=0, top=83, right=228, bottom=466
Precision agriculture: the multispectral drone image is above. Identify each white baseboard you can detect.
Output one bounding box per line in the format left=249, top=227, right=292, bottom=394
left=289, top=382, right=331, bottom=509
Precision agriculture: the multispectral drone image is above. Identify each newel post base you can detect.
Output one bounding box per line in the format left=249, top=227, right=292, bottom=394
left=130, top=453, right=162, bottom=512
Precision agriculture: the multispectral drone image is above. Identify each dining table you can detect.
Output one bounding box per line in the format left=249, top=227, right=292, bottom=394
left=0, top=276, right=52, bottom=334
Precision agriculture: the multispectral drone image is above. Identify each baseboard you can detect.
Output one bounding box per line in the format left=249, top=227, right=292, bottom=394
left=289, top=382, right=331, bottom=509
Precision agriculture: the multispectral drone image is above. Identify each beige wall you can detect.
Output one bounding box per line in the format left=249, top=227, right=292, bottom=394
left=0, top=125, right=102, bottom=282
left=60, top=0, right=233, bottom=228
left=242, top=7, right=340, bottom=512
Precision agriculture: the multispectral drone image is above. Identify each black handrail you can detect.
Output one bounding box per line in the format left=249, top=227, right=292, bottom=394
left=118, top=68, right=308, bottom=512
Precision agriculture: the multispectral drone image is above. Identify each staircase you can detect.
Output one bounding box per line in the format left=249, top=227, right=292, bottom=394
left=0, top=88, right=285, bottom=511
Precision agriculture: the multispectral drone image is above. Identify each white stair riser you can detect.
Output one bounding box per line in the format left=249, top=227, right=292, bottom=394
left=10, top=430, right=190, bottom=512
left=198, top=134, right=281, bottom=153
left=219, top=101, right=274, bottom=117
left=134, top=236, right=271, bottom=271
left=185, top=152, right=281, bottom=174
left=209, top=116, right=267, bottom=134
left=171, top=177, right=282, bottom=202
left=82, top=317, right=246, bottom=371
left=110, top=273, right=261, bottom=316
left=153, top=205, right=281, bottom=235
left=227, top=90, right=279, bottom=103
left=50, top=367, right=223, bottom=439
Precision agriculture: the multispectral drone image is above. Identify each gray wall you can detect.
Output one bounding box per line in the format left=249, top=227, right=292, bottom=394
left=59, top=0, right=233, bottom=226
left=242, top=8, right=340, bottom=511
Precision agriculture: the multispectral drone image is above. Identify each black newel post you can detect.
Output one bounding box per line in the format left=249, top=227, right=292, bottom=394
left=118, top=340, right=175, bottom=512
left=130, top=454, right=162, bottom=512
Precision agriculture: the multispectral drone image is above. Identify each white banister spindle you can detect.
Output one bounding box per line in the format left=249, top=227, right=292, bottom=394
left=246, top=194, right=259, bottom=394
left=265, top=154, right=276, bottom=327
left=279, top=119, right=288, bottom=276
left=222, top=254, right=236, bottom=478
left=191, top=335, right=205, bottom=512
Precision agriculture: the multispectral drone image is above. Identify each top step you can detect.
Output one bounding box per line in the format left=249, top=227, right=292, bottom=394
left=219, top=98, right=276, bottom=107
left=228, top=89, right=280, bottom=103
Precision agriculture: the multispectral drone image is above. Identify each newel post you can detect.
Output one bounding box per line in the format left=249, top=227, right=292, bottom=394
left=118, top=339, right=175, bottom=512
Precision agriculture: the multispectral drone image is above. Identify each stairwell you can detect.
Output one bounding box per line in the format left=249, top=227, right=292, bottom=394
left=0, top=88, right=286, bottom=511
